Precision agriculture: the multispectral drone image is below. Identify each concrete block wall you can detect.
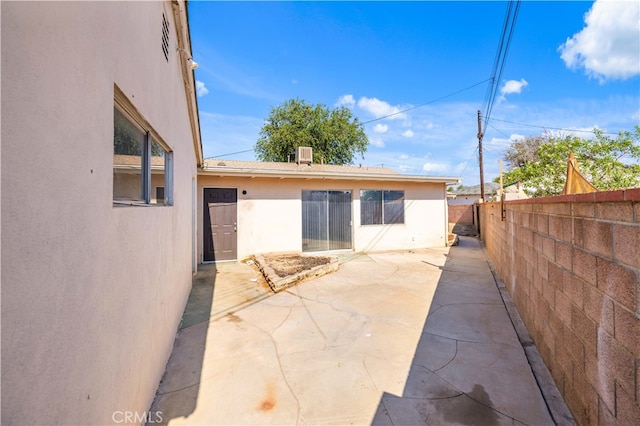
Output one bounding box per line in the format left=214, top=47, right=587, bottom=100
left=448, top=204, right=474, bottom=225
left=479, top=189, right=640, bottom=425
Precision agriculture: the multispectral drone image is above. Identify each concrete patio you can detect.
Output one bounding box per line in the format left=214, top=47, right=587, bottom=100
left=149, top=237, right=572, bottom=425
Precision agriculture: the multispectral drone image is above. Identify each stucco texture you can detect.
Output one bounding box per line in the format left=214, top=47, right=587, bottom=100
left=198, top=176, right=449, bottom=261
left=2, top=1, right=198, bottom=424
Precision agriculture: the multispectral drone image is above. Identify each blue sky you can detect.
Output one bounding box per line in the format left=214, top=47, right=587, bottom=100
left=189, top=0, right=640, bottom=186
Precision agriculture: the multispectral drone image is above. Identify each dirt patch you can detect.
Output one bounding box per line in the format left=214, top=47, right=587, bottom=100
left=252, top=252, right=340, bottom=292
left=261, top=254, right=332, bottom=278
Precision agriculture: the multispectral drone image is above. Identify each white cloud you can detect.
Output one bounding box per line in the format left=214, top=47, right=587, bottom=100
left=497, top=79, right=529, bottom=103
left=357, top=97, right=406, bottom=120
left=373, top=124, right=388, bottom=133
left=558, top=0, right=640, bottom=81
left=196, top=80, right=209, bottom=97
left=398, top=154, right=410, bottom=160
left=422, top=162, right=449, bottom=173
left=402, top=129, right=414, bottom=138
left=501, top=79, right=528, bottom=96
left=335, top=94, right=356, bottom=109
left=369, top=137, right=385, bottom=148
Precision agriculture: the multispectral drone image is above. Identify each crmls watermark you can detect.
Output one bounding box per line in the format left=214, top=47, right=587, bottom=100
left=112, top=410, right=163, bottom=424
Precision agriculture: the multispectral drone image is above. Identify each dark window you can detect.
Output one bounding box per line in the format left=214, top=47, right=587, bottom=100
left=383, top=190, right=405, bottom=224
left=113, top=87, right=173, bottom=206
left=360, top=190, right=404, bottom=225
left=156, top=187, right=165, bottom=204
left=113, top=108, right=144, bottom=201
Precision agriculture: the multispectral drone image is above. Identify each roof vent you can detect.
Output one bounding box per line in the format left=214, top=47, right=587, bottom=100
left=295, top=146, right=313, bottom=165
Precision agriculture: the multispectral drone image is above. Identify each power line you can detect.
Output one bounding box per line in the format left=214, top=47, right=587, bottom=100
left=207, top=79, right=493, bottom=159
left=482, top=0, right=521, bottom=133
left=477, top=0, right=521, bottom=200
left=485, top=121, right=513, bottom=139
left=485, top=117, right=623, bottom=137
left=205, top=148, right=255, bottom=159
left=361, top=78, right=492, bottom=125
left=459, top=146, right=480, bottom=178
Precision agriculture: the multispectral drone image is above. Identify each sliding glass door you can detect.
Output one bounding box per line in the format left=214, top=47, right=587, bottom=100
left=302, top=190, right=352, bottom=252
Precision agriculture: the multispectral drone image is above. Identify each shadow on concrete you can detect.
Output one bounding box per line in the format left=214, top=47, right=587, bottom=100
left=149, top=238, right=567, bottom=425
left=149, top=262, right=272, bottom=424
left=451, top=223, right=479, bottom=237
left=371, top=236, right=556, bottom=425
left=149, top=265, right=216, bottom=423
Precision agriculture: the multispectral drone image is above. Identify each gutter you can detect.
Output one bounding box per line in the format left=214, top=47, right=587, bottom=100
left=172, top=0, right=204, bottom=167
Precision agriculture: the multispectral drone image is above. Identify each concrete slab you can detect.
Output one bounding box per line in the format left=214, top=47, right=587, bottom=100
left=150, top=237, right=568, bottom=425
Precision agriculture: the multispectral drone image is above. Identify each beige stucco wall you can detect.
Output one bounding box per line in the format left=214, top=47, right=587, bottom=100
left=2, top=2, right=198, bottom=424
left=198, top=176, right=448, bottom=261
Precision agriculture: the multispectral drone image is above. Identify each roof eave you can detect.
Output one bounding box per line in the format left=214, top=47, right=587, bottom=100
left=198, top=168, right=461, bottom=185
left=172, top=0, right=204, bottom=167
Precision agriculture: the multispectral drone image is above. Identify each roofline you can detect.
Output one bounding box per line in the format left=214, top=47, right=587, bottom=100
left=172, top=0, right=203, bottom=167
left=198, top=166, right=461, bottom=185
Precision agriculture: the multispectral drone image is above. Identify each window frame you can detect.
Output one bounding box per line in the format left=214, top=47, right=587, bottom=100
left=113, top=85, right=173, bottom=206
left=360, top=189, right=405, bottom=225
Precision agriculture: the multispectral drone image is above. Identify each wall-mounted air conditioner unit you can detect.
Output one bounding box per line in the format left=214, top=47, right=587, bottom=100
left=295, top=146, right=313, bottom=165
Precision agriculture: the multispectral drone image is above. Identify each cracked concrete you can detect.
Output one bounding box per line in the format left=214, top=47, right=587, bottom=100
left=149, top=237, right=568, bottom=425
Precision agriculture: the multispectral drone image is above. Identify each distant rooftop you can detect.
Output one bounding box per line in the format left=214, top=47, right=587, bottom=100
left=452, top=182, right=500, bottom=195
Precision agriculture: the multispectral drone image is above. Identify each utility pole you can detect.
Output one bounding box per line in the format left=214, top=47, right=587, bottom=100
left=500, top=159, right=505, bottom=221
left=477, top=110, right=485, bottom=202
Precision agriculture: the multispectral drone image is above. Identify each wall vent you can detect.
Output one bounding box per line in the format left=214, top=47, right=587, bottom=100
left=161, top=13, right=170, bottom=62
left=295, top=147, right=313, bottom=165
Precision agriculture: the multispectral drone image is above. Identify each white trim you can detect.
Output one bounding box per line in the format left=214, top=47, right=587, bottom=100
left=114, top=85, right=171, bottom=152
left=113, top=85, right=174, bottom=206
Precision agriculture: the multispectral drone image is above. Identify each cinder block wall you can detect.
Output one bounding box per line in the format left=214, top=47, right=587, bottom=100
left=448, top=204, right=474, bottom=225
left=479, top=189, right=640, bottom=425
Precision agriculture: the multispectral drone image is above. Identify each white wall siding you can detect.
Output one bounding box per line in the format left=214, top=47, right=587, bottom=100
left=1, top=2, right=197, bottom=424
left=198, top=176, right=448, bottom=261
left=354, top=183, right=447, bottom=252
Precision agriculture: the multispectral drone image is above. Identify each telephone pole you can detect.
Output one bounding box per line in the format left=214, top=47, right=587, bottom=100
left=477, top=110, right=485, bottom=202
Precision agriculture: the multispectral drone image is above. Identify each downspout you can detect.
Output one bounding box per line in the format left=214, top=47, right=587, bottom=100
left=192, top=176, right=197, bottom=274
left=443, top=184, right=449, bottom=247
left=172, top=0, right=202, bottom=271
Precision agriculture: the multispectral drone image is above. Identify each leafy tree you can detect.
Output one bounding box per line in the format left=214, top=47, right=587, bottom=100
left=499, top=127, right=640, bottom=197
left=255, top=98, right=368, bottom=165
left=114, top=109, right=164, bottom=157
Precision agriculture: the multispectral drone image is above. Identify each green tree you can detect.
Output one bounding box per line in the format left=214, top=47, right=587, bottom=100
left=499, top=127, right=640, bottom=197
left=114, top=108, right=164, bottom=157
left=255, top=98, right=368, bottom=165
